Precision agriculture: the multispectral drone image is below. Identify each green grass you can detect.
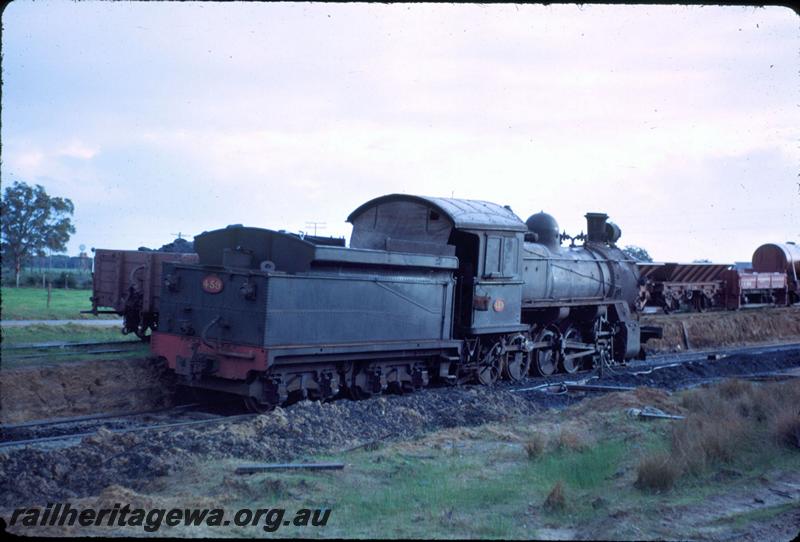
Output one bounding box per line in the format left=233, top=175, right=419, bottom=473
left=0, top=323, right=145, bottom=369
left=0, top=286, right=116, bottom=320
left=527, top=440, right=627, bottom=490
left=205, top=437, right=631, bottom=539
left=1, top=323, right=131, bottom=345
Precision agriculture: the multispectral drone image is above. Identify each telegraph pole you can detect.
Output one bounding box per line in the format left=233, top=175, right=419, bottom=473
left=305, top=222, right=326, bottom=237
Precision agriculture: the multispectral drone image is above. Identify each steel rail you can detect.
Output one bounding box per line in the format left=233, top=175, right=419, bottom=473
left=0, top=403, right=201, bottom=431
left=3, top=340, right=142, bottom=351
left=0, top=413, right=257, bottom=449
left=508, top=342, right=800, bottom=394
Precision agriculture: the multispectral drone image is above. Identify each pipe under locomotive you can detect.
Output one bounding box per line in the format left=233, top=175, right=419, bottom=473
left=150, top=194, right=659, bottom=411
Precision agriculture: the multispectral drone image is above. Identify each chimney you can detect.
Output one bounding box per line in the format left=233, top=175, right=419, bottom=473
left=585, top=212, right=608, bottom=244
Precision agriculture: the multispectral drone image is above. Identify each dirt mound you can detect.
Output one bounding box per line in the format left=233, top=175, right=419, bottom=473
left=570, top=387, right=679, bottom=416
left=0, top=357, right=174, bottom=424
left=0, top=385, right=537, bottom=508
left=642, top=306, right=800, bottom=353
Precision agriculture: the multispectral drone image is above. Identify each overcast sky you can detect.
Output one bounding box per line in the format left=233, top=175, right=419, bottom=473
left=2, top=2, right=798, bottom=263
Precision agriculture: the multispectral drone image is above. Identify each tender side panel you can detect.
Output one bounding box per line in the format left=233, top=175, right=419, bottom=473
left=264, top=272, right=454, bottom=346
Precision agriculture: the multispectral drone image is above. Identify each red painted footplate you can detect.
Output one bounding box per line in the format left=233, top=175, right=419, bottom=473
left=151, top=332, right=268, bottom=380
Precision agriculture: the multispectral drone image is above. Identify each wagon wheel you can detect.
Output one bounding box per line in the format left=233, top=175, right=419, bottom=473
left=560, top=326, right=585, bottom=374
left=476, top=342, right=504, bottom=386
left=532, top=327, right=558, bottom=376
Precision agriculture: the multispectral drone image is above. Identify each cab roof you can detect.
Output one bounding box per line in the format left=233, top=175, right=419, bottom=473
left=347, top=194, right=527, bottom=232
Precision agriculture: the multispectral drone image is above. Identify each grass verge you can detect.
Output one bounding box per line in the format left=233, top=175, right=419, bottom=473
left=1, top=324, right=131, bottom=346
left=1, top=324, right=145, bottom=369
left=0, top=287, right=116, bottom=320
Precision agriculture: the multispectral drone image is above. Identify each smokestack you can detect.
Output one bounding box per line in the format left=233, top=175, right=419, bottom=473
left=585, top=212, right=608, bottom=244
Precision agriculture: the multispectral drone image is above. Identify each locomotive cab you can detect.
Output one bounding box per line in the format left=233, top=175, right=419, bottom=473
left=348, top=194, right=528, bottom=337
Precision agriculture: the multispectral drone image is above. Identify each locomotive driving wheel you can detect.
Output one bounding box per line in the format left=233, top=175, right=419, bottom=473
left=560, top=326, right=585, bottom=374
left=532, top=327, right=558, bottom=376
left=502, top=334, right=531, bottom=382
left=476, top=341, right=504, bottom=386
left=504, top=351, right=531, bottom=382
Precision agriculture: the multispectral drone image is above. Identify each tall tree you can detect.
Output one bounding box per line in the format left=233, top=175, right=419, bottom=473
left=622, top=245, right=653, bottom=262
left=1, top=181, right=75, bottom=287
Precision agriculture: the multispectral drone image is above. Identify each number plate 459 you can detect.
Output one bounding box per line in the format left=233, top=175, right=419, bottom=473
left=202, top=274, right=224, bottom=294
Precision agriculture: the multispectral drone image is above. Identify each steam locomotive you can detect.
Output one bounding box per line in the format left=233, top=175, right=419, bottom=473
left=145, top=194, right=658, bottom=411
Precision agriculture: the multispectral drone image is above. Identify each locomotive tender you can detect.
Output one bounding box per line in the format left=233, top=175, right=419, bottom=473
left=151, top=194, right=655, bottom=410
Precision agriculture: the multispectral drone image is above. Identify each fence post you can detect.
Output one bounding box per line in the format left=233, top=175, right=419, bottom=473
left=47, top=281, right=52, bottom=308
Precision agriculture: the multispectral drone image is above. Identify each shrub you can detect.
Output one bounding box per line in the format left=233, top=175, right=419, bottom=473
left=717, top=378, right=752, bottom=399
left=556, top=428, right=587, bottom=451
left=636, top=379, right=800, bottom=491
left=652, top=379, right=800, bottom=485
left=543, top=481, right=566, bottom=512
left=57, top=272, right=78, bottom=289
left=635, top=453, right=681, bottom=492
left=525, top=433, right=547, bottom=460
left=771, top=411, right=800, bottom=449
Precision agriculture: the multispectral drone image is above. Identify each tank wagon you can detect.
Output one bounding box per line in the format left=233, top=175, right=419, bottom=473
left=751, top=242, right=800, bottom=304
left=150, top=194, right=658, bottom=410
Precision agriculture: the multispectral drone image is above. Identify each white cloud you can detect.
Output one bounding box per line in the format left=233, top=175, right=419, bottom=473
left=12, top=149, right=46, bottom=175
left=56, top=141, right=99, bottom=160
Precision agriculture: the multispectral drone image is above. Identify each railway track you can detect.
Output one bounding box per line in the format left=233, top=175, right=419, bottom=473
left=0, top=404, right=256, bottom=450
left=2, top=341, right=797, bottom=450
left=504, top=341, right=800, bottom=396
left=2, top=339, right=146, bottom=362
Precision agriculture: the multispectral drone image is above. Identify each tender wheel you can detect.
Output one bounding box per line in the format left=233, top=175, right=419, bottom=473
left=477, top=342, right=504, bottom=386
left=244, top=396, right=276, bottom=413
left=503, top=350, right=531, bottom=382
left=347, top=386, right=372, bottom=400
left=533, top=328, right=557, bottom=376
left=346, top=366, right=377, bottom=400
left=560, top=326, right=584, bottom=374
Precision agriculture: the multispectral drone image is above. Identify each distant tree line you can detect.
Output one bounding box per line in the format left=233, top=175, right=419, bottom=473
left=622, top=245, right=653, bottom=262
left=24, top=254, right=92, bottom=271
